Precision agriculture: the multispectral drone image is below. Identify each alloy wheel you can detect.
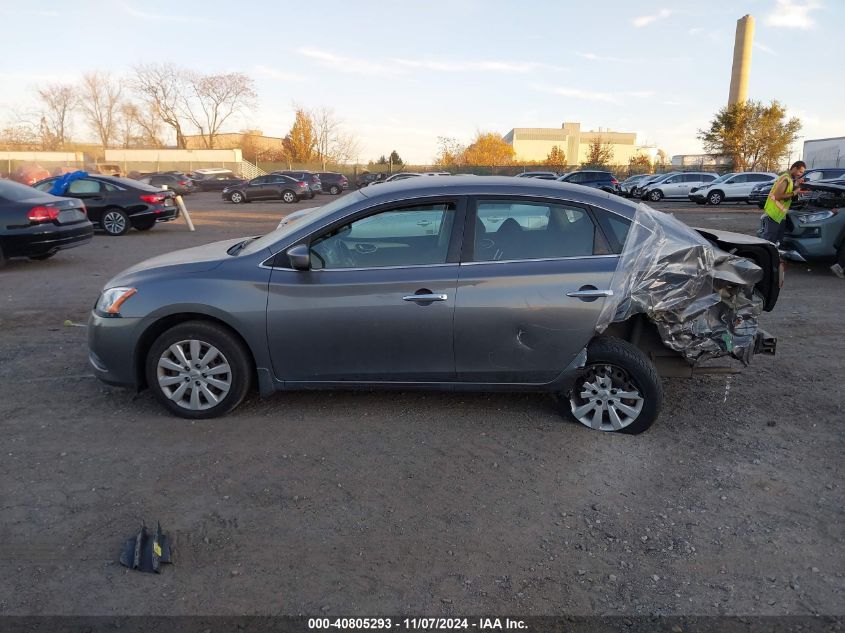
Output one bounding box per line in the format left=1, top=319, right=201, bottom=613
left=230, top=192, right=243, bottom=203
left=156, top=339, right=232, bottom=411
left=569, top=364, right=645, bottom=432
left=283, top=191, right=296, bottom=203
left=103, top=211, right=127, bottom=235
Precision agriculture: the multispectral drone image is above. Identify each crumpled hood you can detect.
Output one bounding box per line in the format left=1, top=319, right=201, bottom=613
left=105, top=237, right=245, bottom=286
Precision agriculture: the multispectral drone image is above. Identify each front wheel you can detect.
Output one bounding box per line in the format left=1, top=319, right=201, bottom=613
left=648, top=189, right=663, bottom=202
left=229, top=191, right=245, bottom=204
left=145, top=320, right=253, bottom=419
left=563, top=336, right=663, bottom=434
left=707, top=190, right=724, bottom=205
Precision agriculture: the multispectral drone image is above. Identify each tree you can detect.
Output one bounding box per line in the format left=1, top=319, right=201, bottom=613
left=655, top=149, right=669, bottom=170
left=697, top=100, right=801, bottom=171
left=283, top=109, right=317, bottom=162
left=462, top=132, right=515, bottom=166
left=310, top=106, right=360, bottom=168
left=132, top=63, right=192, bottom=148
left=544, top=145, right=566, bottom=170
left=36, top=84, right=76, bottom=149
left=117, top=102, right=164, bottom=148
left=78, top=72, right=123, bottom=147
left=628, top=154, right=652, bottom=174
left=376, top=155, right=388, bottom=165
left=434, top=136, right=466, bottom=168
left=183, top=72, right=256, bottom=149
left=582, top=136, right=614, bottom=167
left=389, top=150, right=403, bottom=166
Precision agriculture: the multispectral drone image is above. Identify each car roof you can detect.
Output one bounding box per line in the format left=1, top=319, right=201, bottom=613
left=355, top=175, right=637, bottom=218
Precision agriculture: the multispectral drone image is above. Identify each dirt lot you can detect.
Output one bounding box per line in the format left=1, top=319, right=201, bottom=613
left=0, top=192, right=842, bottom=617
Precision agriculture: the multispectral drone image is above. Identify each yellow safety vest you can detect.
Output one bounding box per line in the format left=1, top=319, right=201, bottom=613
left=764, top=173, right=793, bottom=223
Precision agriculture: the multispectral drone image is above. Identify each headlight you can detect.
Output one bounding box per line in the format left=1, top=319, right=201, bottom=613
left=797, top=210, right=836, bottom=224
left=96, top=287, right=137, bottom=316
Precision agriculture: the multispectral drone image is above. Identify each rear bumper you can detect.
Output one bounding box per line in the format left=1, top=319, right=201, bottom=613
left=2, top=222, right=94, bottom=258
left=130, top=207, right=179, bottom=225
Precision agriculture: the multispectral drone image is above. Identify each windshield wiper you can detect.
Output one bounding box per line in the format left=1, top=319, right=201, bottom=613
left=227, top=237, right=259, bottom=256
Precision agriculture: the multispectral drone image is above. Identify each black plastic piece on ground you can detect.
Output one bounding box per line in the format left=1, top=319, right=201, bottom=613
left=119, top=523, right=172, bottom=573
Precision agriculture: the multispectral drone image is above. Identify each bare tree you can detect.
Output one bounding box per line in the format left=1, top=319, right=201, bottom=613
left=78, top=72, right=122, bottom=148
left=310, top=106, right=361, bottom=168
left=36, top=84, right=77, bottom=149
left=132, top=63, right=191, bottom=148
left=117, top=102, right=164, bottom=148
left=183, top=72, right=256, bottom=149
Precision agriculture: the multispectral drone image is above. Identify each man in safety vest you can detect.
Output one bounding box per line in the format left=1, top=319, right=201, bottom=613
left=762, top=161, right=806, bottom=245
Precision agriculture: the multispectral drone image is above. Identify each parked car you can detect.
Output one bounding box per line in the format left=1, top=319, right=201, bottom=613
left=87, top=176, right=780, bottom=434
left=749, top=168, right=845, bottom=209
left=369, top=172, right=423, bottom=186
left=556, top=170, right=620, bottom=194
left=316, top=172, right=349, bottom=195
left=0, top=179, right=93, bottom=266
left=355, top=172, right=385, bottom=188
left=631, top=173, right=674, bottom=199
left=777, top=179, right=845, bottom=263
left=33, top=175, right=179, bottom=236
left=689, top=172, right=776, bottom=205
left=11, top=164, right=51, bottom=186
left=618, top=174, right=653, bottom=197
left=272, top=170, right=321, bottom=198
left=222, top=174, right=308, bottom=204
left=516, top=171, right=560, bottom=180
left=138, top=173, right=196, bottom=196
left=190, top=168, right=246, bottom=191
left=639, top=172, right=717, bottom=201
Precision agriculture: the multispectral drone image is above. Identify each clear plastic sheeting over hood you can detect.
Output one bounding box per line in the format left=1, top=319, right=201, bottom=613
left=596, top=203, right=764, bottom=364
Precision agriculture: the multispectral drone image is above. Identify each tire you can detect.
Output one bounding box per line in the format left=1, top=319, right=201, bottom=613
left=134, top=219, right=156, bottom=231
left=101, top=208, right=130, bottom=236
left=707, top=190, right=724, bottom=205
left=145, top=320, right=253, bottom=419
left=562, top=336, right=663, bottom=434
left=229, top=191, right=245, bottom=204
left=648, top=189, right=663, bottom=202
left=329, top=185, right=340, bottom=195
left=282, top=190, right=297, bottom=204
left=29, top=252, right=56, bottom=261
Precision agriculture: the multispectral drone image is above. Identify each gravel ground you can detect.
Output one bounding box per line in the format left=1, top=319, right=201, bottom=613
left=0, top=192, right=842, bottom=617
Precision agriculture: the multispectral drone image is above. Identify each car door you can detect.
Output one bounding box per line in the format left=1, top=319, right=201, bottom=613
left=660, top=174, right=684, bottom=197
left=65, top=178, right=107, bottom=222
left=265, top=198, right=466, bottom=383
left=728, top=174, right=750, bottom=199
left=246, top=176, right=270, bottom=199
left=454, top=197, right=619, bottom=383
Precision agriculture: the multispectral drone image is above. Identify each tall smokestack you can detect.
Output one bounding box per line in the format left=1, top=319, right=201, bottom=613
left=728, top=14, right=755, bottom=105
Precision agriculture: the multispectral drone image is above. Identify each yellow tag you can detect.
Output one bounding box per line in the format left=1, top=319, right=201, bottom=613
left=153, top=542, right=162, bottom=557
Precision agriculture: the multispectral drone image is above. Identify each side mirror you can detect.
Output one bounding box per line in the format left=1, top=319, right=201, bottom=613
left=286, top=244, right=311, bottom=271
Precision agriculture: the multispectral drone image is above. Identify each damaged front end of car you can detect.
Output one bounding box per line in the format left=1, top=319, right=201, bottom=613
left=597, top=203, right=779, bottom=372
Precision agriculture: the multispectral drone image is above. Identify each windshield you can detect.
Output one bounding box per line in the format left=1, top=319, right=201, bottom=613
left=240, top=191, right=367, bottom=256
left=710, top=173, right=736, bottom=184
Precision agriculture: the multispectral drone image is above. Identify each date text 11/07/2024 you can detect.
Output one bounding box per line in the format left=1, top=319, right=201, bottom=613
left=307, top=618, right=528, bottom=630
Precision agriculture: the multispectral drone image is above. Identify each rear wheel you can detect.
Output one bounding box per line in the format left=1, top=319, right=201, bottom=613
left=145, top=320, right=252, bottom=419
left=329, top=185, right=340, bottom=195
left=102, top=208, right=130, bottom=236
left=282, top=190, right=297, bottom=203
left=563, top=337, right=663, bottom=434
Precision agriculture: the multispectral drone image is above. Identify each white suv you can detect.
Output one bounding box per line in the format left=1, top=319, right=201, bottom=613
left=639, top=172, right=717, bottom=201
left=690, top=172, right=777, bottom=205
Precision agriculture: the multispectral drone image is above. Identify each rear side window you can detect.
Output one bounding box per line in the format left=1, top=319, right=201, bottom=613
left=68, top=179, right=102, bottom=194
left=591, top=207, right=632, bottom=254
left=700, top=174, right=716, bottom=182
left=472, top=199, right=608, bottom=262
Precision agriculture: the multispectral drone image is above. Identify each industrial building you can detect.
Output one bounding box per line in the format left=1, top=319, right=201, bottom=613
left=503, top=122, right=652, bottom=164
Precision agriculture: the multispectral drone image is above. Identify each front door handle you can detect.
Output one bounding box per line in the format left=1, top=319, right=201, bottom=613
left=403, top=293, right=448, bottom=302
left=566, top=287, right=614, bottom=300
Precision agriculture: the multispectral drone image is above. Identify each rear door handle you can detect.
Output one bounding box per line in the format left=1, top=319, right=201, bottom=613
left=403, top=293, right=448, bottom=302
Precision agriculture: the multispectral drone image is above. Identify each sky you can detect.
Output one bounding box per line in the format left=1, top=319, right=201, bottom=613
left=0, top=0, right=841, bottom=164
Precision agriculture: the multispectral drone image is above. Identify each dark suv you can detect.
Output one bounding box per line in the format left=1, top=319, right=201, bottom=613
left=272, top=171, right=321, bottom=198
left=557, top=170, right=620, bottom=194
left=356, top=172, right=385, bottom=188
left=138, top=173, right=196, bottom=196
left=316, top=172, right=349, bottom=195
left=749, top=168, right=845, bottom=209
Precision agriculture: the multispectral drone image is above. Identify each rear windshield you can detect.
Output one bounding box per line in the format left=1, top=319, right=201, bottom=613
left=0, top=179, right=51, bottom=202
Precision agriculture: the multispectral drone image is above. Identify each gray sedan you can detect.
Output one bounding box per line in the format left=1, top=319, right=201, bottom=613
left=88, top=177, right=781, bottom=433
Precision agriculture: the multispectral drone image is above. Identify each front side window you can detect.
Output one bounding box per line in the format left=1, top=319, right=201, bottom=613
left=68, top=179, right=102, bottom=194
left=472, top=200, right=606, bottom=262
left=309, top=203, right=456, bottom=270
